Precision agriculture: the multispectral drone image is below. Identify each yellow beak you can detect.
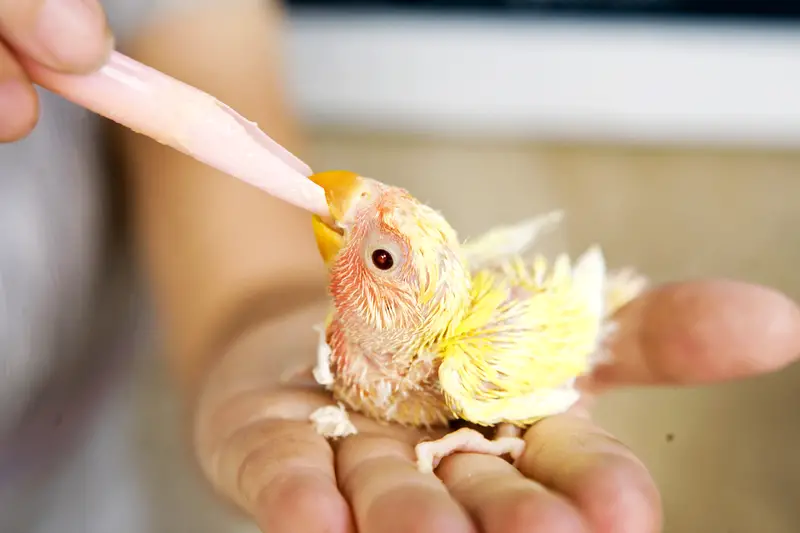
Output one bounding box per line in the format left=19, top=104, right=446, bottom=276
left=309, top=170, right=362, bottom=265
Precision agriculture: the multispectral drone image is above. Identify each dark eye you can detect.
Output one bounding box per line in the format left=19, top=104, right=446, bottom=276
left=371, top=248, right=394, bottom=270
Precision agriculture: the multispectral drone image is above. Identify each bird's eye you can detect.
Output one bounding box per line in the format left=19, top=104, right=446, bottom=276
left=371, top=248, right=394, bottom=271
left=363, top=237, right=403, bottom=274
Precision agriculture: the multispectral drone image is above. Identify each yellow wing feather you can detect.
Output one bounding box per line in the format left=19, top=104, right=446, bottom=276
left=461, top=212, right=648, bottom=316
left=461, top=211, right=564, bottom=272
left=437, top=247, right=607, bottom=426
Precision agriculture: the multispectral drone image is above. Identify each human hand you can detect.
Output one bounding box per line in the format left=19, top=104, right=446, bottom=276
left=196, top=280, right=800, bottom=533
left=0, top=0, right=113, bottom=141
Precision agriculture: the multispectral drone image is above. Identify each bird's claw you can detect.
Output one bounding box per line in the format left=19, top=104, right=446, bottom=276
left=415, top=427, right=526, bottom=474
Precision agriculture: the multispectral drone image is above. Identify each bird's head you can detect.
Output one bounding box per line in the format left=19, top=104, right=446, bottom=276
left=310, top=170, right=471, bottom=340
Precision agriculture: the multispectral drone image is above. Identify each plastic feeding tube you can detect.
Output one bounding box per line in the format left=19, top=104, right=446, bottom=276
left=24, top=50, right=329, bottom=217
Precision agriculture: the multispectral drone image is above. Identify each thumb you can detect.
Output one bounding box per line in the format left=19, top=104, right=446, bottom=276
left=590, top=280, right=800, bottom=390
left=0, top=0, right=113, bottom=73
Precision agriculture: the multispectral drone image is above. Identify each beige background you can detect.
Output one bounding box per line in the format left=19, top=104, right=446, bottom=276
left=134, top=132, right=800, bottom=532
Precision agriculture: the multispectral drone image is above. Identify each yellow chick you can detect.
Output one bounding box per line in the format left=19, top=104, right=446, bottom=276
left=305, top=170, right=647, bottom=473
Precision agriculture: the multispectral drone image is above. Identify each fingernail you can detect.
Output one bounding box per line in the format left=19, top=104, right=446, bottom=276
left=0, top=81, right=37, bottom=141
left=33, top=0, right=113, bottom=71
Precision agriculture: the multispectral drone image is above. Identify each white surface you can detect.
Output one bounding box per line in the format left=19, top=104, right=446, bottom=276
left=286, top=11, right=800, bottom=147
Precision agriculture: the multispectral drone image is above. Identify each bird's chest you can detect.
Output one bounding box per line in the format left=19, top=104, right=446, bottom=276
left=324, top=319, right=452, bottom=429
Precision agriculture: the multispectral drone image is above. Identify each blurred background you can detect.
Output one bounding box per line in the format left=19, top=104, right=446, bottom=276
left=134, top=3, right=800, bottom=533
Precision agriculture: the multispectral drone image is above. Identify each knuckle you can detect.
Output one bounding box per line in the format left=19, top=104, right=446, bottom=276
left=238, top=440, right=323, bottom=504
left=262, top=470, right=339, bottom=514
left=335, top=433, right=414, bottom=489
left=366, top=491, right=475, bottom=533
left=255, top=471, right=352, bottom=533
left=211, top=419, right=332, bottom=508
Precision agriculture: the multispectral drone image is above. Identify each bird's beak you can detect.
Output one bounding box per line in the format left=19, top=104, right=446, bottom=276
left=309, top=170, right=362, bottom=266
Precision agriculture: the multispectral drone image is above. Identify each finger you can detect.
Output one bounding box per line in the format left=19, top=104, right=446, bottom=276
left=0, top=0, right=113, bottom=73
left=592, top=280, right=800, bottom=389
left=437, top=453, right=590, bottom=533
left=336, top=433, right=475, bottom=533
left=517, top=414, right=661, bottom=533
left=0, top=39, right=37, bottom=141
left=198, top=385, right=435, bottom=533
left=216, top=419, right=353, bottom=533
left=204, top=386, right=429, bottom=446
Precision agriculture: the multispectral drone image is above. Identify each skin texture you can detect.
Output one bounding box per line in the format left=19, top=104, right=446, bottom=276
left=197, top=280, right=800, bottom=533
left=0, top=0, right=113, bottom=140
left=84, top=3, right=800, bottom=533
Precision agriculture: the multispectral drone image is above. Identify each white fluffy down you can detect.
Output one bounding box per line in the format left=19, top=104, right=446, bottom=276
left=310, top=404, right=358, bottom=438
left=312, top=324, right=334, bottom=387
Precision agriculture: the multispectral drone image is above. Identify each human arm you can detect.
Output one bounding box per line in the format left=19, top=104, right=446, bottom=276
left=115, top=2, right=344, bottom=529
left=118, top=0, right=324, bottom=398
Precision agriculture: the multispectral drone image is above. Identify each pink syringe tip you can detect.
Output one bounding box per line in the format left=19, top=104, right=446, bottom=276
left=24, top=51, right=329, bottom=217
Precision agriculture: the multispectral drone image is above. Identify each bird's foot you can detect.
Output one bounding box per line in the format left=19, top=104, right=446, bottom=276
left=495, top=422, right=523, bottom=439
left=415, top=427, right=526, bottom=474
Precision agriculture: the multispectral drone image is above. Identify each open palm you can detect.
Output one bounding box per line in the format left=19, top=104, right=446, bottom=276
left=196, top=280, right=800, bottom=533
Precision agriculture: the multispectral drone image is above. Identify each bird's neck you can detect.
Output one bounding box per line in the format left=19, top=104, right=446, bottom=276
left=331, top=287, right=472, bottom=377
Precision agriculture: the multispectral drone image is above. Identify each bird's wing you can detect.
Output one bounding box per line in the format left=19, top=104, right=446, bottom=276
left=604, top=267, right=649, bottom=317
left=437, top=247, right=607, bottom=426
left=461, top=211, right=648, bottom=316
left=461, top=210, right=564, bottom=273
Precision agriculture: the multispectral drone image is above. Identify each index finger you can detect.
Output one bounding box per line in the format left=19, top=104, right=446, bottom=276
left=198, top=389, right=354, bottom=533
left=590, top=280, right=800, bottom=389
left=336, top=433, right=475, bottom=533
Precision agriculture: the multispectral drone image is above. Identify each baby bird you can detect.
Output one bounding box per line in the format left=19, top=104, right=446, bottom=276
left=304, top=171, right=647, bottom=473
